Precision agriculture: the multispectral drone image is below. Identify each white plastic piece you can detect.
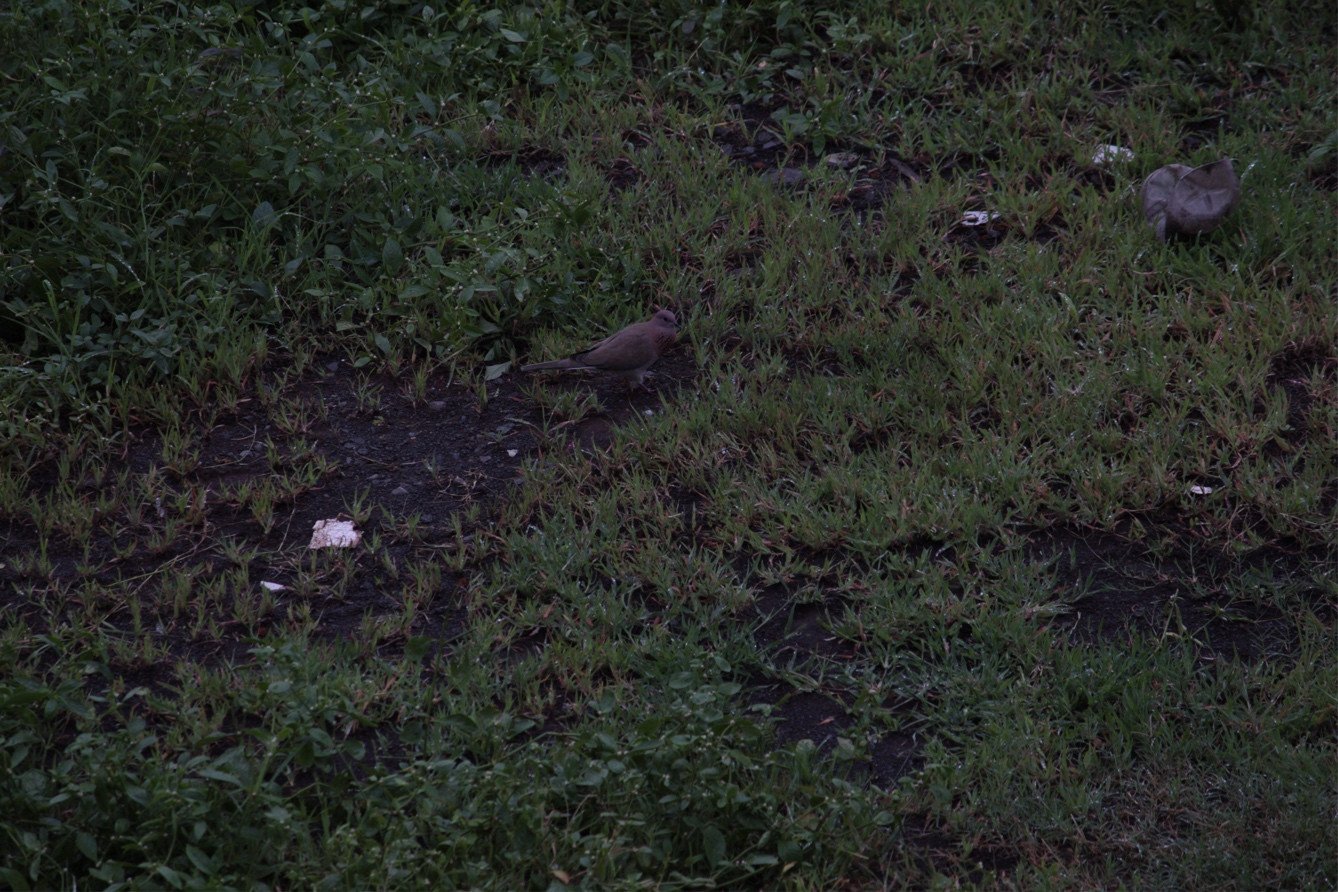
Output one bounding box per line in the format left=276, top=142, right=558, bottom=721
left=960, top=210, right=1001, bottom=227
left=1092, top=144, right=1135, bottom=166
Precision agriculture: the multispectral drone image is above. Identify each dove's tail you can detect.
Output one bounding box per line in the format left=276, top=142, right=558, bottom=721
left=521, top=358, right=587, bottom=372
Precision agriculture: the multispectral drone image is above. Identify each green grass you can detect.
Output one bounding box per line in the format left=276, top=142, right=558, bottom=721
left=2, top=0, right=1336, bottom=888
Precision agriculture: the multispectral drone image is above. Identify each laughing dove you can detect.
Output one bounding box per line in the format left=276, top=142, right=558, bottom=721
left=522, top=309, right=679, bottom=389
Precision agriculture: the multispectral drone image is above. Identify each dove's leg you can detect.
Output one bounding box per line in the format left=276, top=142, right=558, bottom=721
left=622, top=369, right=649, bottom=393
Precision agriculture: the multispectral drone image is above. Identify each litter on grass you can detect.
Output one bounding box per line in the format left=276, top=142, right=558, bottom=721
left=1141, top=157, right=1241, bottom=241
left=1092, top=144, right=1135, bottom=166
left=309, top=518, right=362, bottom=549
left=960, top=210, right=1001, bottom=227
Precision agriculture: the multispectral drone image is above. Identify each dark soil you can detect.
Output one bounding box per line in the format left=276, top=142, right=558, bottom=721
left=745, top=678, right=924, bottom=787
left=770, top=689, right=853, bottom=750
left=1308, top=161, right=1337, bottom=192
left=751, top=586, right=856, bottom=665
left=1266, top=336, right=1335, bottom=448
left=1181, top=112, right=1230, bottom=152
left=712, top=104, right=796, bottom=169
left=480, top=145, right=567, bottom=180
left=895, top=814, right=1022, bottom=885
left=711, top=103, right=923, bottom=219
left=1029, top=525, right=1328, bottom=663
left=744, top=578, right=925, bottom=786
left=606, top=156, right=641, bottom=190
left=0, top=349, right=697, bottom=687
left=869, top=730, right=923, bottom=787
left=828, top=155, right=923, bottom=217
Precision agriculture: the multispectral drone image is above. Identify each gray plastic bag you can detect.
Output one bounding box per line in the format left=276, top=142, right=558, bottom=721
left=1142, top=158, right=1241, bottom=241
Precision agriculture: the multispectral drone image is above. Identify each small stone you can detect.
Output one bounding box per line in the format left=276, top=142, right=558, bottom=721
left=428, top=400, right=447, bottom=411
left=420, top=513, right=435, bottom=523
left=765, top=167, right=805, bottom=187
left=326, top=361, right=339, bottom=372
left=391, top=485, right=410, bottom=497
left=825, top=152, right=860, bottom=170
left=506, top=449, right=518, bottom=458
left=237, top=449, right=253, bottom=461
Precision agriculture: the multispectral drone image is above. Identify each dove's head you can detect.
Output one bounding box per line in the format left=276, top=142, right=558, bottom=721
left=652, top=309, right=679, bottom=330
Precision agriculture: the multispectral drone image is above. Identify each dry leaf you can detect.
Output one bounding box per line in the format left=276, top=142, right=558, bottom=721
left=1142, top=157, right=1240, bottom=241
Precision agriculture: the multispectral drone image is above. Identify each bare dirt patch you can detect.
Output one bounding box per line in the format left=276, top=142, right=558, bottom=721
left=480, top=145, right=567, bottom=180
left=1266, top=336, right=1335, bottom=448
left=712, top=107, right=795, bottom=170
left=0, top=350, right=698, bottom=685
left=1029, top=525, right=1327, bottom=663
left=711, top=103, right=923, bottom=218
left=894, top=814, right=1022, bottom=886
left=605, top=156, right=641, bottom=190
left=750, top=584, right=854, bottom=665
left=742, top=576, right=925, bottom=787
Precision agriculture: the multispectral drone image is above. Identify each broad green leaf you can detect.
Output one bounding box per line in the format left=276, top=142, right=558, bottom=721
left=383, top=237, right=404, bottom=273
left=702, top=825, right=726, bottom=867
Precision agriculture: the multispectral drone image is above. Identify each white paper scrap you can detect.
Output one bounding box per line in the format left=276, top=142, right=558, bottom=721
left=309, top=519, right=362, bottom=549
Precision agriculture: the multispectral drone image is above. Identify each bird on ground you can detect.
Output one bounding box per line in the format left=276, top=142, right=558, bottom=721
left=521, top=309, right=679, bottom=390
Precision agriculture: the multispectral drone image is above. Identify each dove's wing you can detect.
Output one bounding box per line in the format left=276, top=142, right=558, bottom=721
left=574, top=323, right=658, bottom=371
